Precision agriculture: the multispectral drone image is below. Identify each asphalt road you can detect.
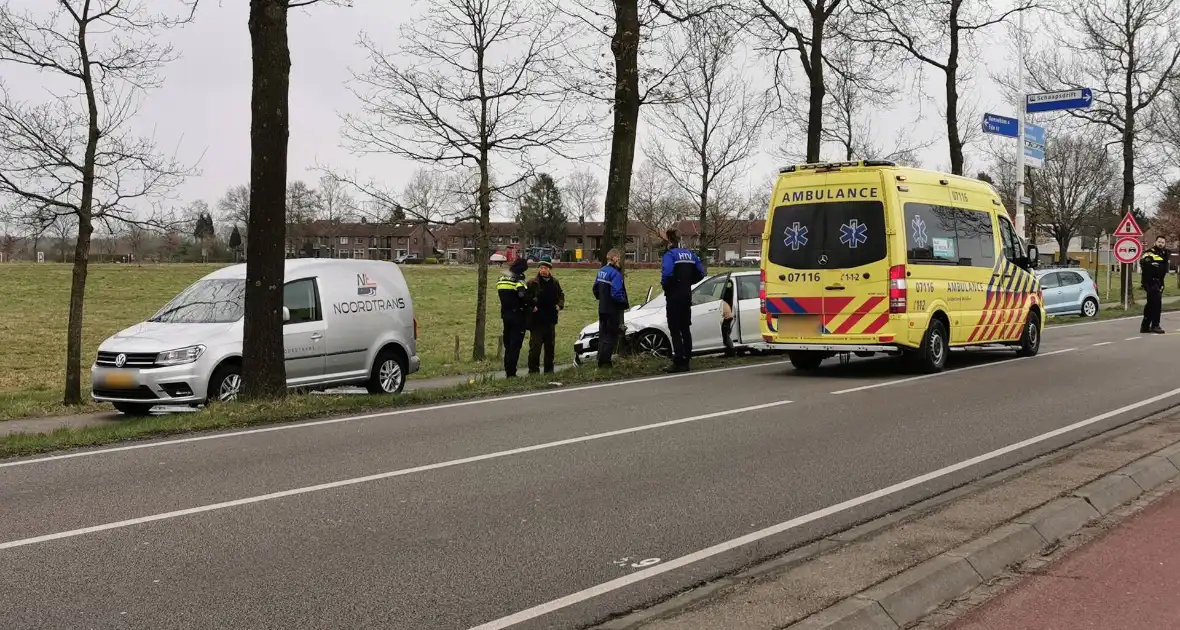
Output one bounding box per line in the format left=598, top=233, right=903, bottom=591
left=3, top=313, right=1180, bottom=630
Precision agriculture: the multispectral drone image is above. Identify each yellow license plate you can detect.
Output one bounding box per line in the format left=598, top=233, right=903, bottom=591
left=777, top=315, right=823, bottom=337
left=103, top=372, right=135, bottom=388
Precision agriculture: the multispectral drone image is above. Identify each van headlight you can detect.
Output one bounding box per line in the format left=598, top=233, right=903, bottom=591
left=156, top=345, right=206, bottom=366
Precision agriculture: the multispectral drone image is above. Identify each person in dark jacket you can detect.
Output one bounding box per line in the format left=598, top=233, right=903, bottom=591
left=497, top=258, right=529, bottom=377
left=1141, top=236, right=1170, bottom=334
left=526, top=257, right=565, bottom=374
left=592, top=248, right=629, bottom=368
left=660, top=228, right=706, bottom=372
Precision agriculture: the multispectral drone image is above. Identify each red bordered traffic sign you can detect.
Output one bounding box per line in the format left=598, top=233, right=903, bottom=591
left=1114, top=212, right=1144, bottom=237
left=1113, top=236, right=1142, bottom=264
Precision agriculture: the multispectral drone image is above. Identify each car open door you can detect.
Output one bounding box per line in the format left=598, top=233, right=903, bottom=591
left=733, top=273, right=763, bottom=345
left=689, top=275, right=728, bottom=352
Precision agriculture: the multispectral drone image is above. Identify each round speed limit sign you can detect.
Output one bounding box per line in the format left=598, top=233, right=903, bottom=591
left=1113, top=237, right=1142, bottom=264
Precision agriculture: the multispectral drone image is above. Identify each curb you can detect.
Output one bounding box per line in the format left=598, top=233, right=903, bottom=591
left=785, top=440, right=1180, bottom=630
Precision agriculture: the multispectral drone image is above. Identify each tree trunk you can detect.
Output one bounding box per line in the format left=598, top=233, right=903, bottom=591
left=242, top=0, right=291, bottom=400
left=601, top=0, right=642, bottom=264
left=63, top=19, right=101, bottom=406
left=1120, top=68, right=1136, bottom=307
left=945, top=6, right=963, bottom=175
left=805, top=4, right=826, bottom=162
left=473, top=155, right=491, bottom=361
left=698, top=171, right=709, bottom=261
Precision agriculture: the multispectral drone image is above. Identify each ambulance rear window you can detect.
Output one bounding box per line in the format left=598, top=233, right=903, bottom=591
left=767, top=201, right=886, bottom=270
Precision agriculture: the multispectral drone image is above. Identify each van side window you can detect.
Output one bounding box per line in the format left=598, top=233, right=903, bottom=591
left=283, top=279, right=321, bottom=324
left=905, top=203, right=957, bottom=263
left=953, top=208, right=995, bottom=268
left=998, top=216, right=1023, bottom=262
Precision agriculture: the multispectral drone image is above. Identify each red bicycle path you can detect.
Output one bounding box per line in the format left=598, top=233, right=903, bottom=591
left=951, top=485, right=1180, bottom=629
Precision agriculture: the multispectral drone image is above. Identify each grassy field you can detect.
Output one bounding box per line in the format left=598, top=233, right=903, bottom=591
left=0, top=262, right=662, bottom=417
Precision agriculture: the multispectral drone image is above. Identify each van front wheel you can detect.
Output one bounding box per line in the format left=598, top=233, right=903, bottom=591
left=1017, top=311, right=1041, bottom=357
left=911, top=319, right=949, bottom=373
left=367, top=349, right=407, bottom=395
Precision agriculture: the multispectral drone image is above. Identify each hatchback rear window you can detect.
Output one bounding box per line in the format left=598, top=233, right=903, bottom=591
left=767, top=201, right=887, bottom=270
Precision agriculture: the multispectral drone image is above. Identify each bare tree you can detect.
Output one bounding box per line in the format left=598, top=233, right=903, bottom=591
left=550, top=0, right=717, bottom=264
left=0, top=1, right=192, bottom=405
left=629, top=160, right=688, bottom=240
left=313, top=174, right=355, bottom=254
left=1032, top=132, right=1119, bottom=262
left=285, top=180, right=318, bottom=223
left=748, top=0, right=853, bottom=162
left=647, top=14, right=774, bottom=258
left=342, top=0, right=591, bottom=361
left=1005, top=0, right=1180, bottom=303
left=564, top=168, right=602, bottom=258
left=216, top=184, right=251, bottom=227
left=851, top=0, right=1035, bottom=175
left=240, top=0, right=349, bottom=399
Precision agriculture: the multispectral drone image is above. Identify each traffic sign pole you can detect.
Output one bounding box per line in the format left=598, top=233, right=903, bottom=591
left=1014, top=9, right=1027, bottom=241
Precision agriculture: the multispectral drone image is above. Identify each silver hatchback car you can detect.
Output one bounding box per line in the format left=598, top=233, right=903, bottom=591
left=1036, top=267, right=1101, bottom=318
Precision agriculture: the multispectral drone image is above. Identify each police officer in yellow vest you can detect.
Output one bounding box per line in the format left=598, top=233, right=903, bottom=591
left=497, top=258, right=530, bottom=376
left=1140, top=236, right=1170, bottom=334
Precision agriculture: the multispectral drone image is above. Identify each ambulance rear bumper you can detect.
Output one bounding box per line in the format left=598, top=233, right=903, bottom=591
left=767, top=343, right=900, bottom=353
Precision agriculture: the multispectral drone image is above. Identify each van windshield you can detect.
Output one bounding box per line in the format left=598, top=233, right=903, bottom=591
left=767, top=201, right=887, bottom=270
left=148, top=279, right=246, bottom=324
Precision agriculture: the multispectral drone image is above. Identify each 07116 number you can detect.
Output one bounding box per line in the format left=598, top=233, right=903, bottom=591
left=786, top=272, right=821, bottom=282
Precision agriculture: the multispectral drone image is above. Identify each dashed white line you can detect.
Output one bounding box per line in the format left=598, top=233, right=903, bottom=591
left=468, top=386, right=1180, bottom=630
left=1126, top=336, right=1142, bottom=341
left=1093, top=342, right=1112, bottom=347
left=829, top=347, right=1077, bottom=395
left=0, top=400, right=793, bottom=551
left=0, top=360, right=790, bottom=469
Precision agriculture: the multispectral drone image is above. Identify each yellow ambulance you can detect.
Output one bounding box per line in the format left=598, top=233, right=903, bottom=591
left=759, top=160, right=1043, bottom=373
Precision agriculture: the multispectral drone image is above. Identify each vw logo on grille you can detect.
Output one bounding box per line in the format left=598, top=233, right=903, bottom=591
left=114, top=353, right=127, bottom=368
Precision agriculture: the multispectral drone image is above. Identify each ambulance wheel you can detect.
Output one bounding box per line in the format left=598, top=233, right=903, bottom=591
left=788, top=351, right=824, bottom=371
left=911, top=319, right=949, bottom=374
left=1016, top=311, right=1041, bottom=358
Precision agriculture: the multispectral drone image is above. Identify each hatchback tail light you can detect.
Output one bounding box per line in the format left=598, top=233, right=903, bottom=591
left=413, top=317, right=418, bottom=340
left=889, top=265, right=907, bottom=313
left=759, top=268, right=767, bottom=314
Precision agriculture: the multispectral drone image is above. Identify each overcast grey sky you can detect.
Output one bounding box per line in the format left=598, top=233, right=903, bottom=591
left=4, top=0, right=1033, bottom=220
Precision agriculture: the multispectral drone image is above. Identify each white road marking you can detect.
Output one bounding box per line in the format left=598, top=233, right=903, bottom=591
left=0, top=361, right=790, bottom=469
left=1050, top=311, right=1180, bottom=330
left=1093, top=342, right=1112, bottom=347
left=468, top=386, right=1180, bottom=630
left=1126, top=336, right=1142, bottom=341
left=829, top=347, right=1077, bottom=395
left=0, top=400, right=793, bottom=551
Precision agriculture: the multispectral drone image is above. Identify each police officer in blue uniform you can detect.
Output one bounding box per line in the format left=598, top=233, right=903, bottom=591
left=661, top=228, right=706, bottom=372
left=593, top=248, right=629, bottom=368
left=1141, top=236, right=1170, bottom=334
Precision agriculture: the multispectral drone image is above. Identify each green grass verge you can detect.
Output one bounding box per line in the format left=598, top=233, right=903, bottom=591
left=0, top=262, right=663, bottom=419
left=0, top=355, right=776, bottom=459
left=1045, top=301, right=1180, bottom=325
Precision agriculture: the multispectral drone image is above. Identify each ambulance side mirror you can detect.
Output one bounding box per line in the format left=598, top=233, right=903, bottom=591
left=1025, top=246, right=1039, bottom=269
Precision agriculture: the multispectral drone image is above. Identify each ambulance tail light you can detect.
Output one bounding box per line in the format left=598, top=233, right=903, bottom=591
left=759, top=268, right=767, bottom=314
left=889, top=265, right=907, bottom=313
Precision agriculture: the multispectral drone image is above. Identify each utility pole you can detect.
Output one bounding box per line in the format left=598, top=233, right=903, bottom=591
left=1014, top=10, right=1027, bottom=240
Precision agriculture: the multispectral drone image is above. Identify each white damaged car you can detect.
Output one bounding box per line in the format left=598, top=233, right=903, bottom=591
left=572, top=271, right=771, bottom=365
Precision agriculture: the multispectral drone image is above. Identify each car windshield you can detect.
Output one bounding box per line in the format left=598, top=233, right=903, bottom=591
left=148, top=279, right=246, bottom=324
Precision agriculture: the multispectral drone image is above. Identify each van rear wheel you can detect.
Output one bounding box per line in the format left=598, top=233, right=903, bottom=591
left=788, top=351, right=824, bottom=371
left=367, top=349, right=407, bottom=395
left=910, top=319, right=949, bottom=374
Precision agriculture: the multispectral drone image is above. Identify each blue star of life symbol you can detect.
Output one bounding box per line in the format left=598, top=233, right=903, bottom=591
left=840, top=219, right=868, bottom=249
left=783, top=221, right=809, bottom=250
left=911, top=214, right=928, bottom=248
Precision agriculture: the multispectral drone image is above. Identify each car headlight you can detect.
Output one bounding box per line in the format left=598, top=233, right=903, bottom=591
left=156, top=345, right=205, bottom=366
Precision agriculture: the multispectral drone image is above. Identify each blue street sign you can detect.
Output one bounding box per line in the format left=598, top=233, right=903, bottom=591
left=1026, top=88, right=1093, bottom=113
left=982, top=113, right=1018, bottom=138
left=1024, top=123, right=1045, bottom=168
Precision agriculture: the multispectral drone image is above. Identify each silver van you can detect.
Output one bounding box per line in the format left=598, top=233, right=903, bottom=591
left=91, top=259, right=420, bottom=415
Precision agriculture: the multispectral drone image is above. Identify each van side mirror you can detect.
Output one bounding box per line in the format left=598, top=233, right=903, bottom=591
left=282, top=306, right=291, bottom=323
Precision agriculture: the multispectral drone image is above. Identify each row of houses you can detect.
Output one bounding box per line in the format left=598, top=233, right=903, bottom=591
left=284, top=219, right=767, bottom=264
